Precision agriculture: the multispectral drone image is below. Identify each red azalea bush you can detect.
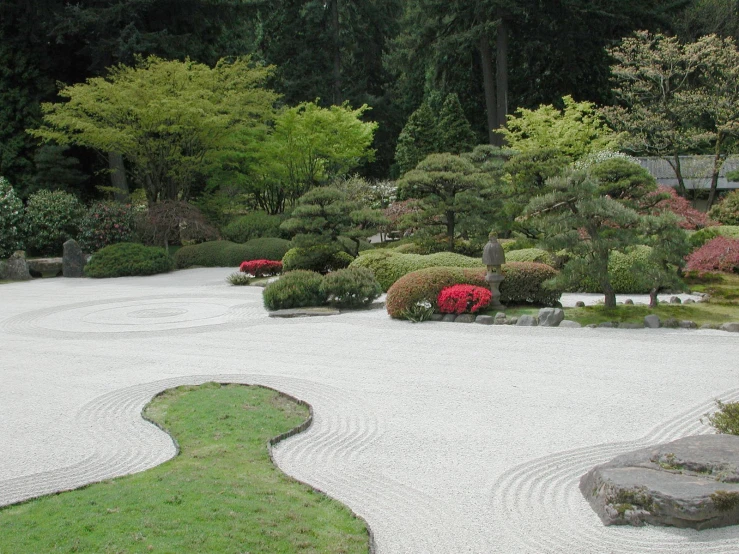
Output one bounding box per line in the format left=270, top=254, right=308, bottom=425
left=685, top=236, right=739, bottom=274
left=437, top=285, right=492, bottom=314
left=648, top=186, right=714, bottom=230
left=239, top=259, right=283, bottom=277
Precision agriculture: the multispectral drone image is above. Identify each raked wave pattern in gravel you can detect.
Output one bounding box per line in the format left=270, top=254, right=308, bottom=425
left=488, top=388, right=739, bottom=554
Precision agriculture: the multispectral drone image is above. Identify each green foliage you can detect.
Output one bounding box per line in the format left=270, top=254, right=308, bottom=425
left=690, top=226, right=739, bottom=249
left=174, top=239, right=292, bottom=269
left=31, top=144, right=87, bottom=194
left=504, top=248, right=555, bottom=266
left=281, top=246, right=353, bottom=274
left=31, top=56, right=278, bottom=203
left=395, top=102, right=438, bottom=176
left=499, top=96, right=620, bottom=160
left=437, top=93, right=477, bottom=154
left=23, top=189, right=83, bottom=256
left=704, top=400, right=739, bottom=435
left=709, top=190, right=739, bottom=225
left=262, top=270, right=327, bottom=310
left=135, top=201, right=220, bottom=249
left=319, top=267, right=382, bottom=308
left=0, top=177, right=25, bottom=258
left=226, top=272, right=252, bottom=286
left=84, top=242, right=173, bottom=278
left=78, top=201, right=137, bottom=252
left=221, top=211, right=285, bottom=243
left=502, top=262, right=562, bottom=306
left=572, top=246, right=657, bottom=294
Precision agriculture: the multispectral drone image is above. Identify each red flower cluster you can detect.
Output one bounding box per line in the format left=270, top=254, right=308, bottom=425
left=239, top=259, right=283, bottom=277
left=685, top=236, right=739, bottom=274
left=437, top=284, right=492, bottom=315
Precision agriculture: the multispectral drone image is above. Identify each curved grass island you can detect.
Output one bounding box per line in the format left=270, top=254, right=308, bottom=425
left=0, top=383, right=370, bottom=553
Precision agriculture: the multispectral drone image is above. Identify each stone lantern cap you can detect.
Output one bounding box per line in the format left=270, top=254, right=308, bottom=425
left=482, top=233, right=506, bottom=266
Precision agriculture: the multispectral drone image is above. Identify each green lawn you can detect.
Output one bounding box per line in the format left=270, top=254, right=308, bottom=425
left=0, top=383, right=369, bottom=554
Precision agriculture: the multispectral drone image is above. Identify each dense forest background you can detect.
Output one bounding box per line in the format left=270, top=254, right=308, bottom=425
left=3, top=0, right=739, bottom=200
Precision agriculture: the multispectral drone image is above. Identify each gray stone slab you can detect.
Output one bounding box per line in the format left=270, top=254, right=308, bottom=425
left=475, top=315, right=494, bottom=325
left=679, top=320, right=698, bottom=329
left=63, top=240, right=86, bottom=278
left=429, top=313, right=444, bottom=322
left=268, top=307, right=340, bottom=318
left=4, top=251, right=31, bottom=281
left=516, top=314, right=537, bottom=326
left=538, top=308, right=564, bottom=327
left=442, top=314, right=457, bottom=323
left=559, top=320, right=582, bottom=328
left=644, top=315, right=661, bottom=328
left=721, top=322, right=739, bottom=333
left=455, top=314, right=476, bottom=323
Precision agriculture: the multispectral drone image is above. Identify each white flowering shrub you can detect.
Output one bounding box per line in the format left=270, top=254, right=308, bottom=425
left=573, top=150, right=640, bottom=171
left=23, top=189, right=83, bottom=256
left=0, top=177, right=25, bottom=258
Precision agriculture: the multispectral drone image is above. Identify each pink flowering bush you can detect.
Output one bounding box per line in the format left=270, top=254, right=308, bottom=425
left=685, top=236, right=739, bottom=274
left=437, top=284, right=492, bottom=314
left=239, top=259, right=283, bottom=277
left=78, top=201, right=136, bottom=252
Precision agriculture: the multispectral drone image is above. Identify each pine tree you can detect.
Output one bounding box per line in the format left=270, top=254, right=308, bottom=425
left=437, top=93, right=477, bottom=154
left=394, top=102, right=439, bottom=175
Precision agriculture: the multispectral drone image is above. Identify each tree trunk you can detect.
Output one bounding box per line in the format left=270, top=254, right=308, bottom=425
left=649, top=286, right=659, bottom=309
left=495, top=15, right=509, bottom=146
left=479, top=33, right=498, bottom=145
left=707, top=134, right=725, bottom=209
left=330, top=0, right=342, bottom=105
left=603, top=281, right=616, bottom=308
left=666, top=154, right=686, bottom=197
left=108, top=152, right=128, bottom=202
left=446, top=210, right=455, bottom=251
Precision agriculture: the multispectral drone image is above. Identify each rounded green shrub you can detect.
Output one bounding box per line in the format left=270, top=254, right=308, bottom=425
left=173, top=240, right=234, bottom=268
left=282, top=246, right=353, bottom=273
left=174, top=238, right=292, bottom=269
left=572, top=246, right=657, bottom=294
left=221, top=211, right=284, bottom=242
left=23, top=189, right=84, bottom=256
left=689, top=227, right=721, bottom=250
left=0, top=177, right=25, bottom=258
left=84, top=242, right=173, bottom=278
left=78, top=201, right=137, bottom=252
left=319, top=267, right=382, bottom=308
left=263, top=270, right=327, bottom=310
left=708, top=190, right=739, bottom=226
left=502, top=248, right=555, bottom=266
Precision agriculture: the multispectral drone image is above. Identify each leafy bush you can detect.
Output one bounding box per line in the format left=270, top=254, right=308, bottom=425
left=262, top=270, right=327, bottom=310
left=239, top=259, right=283, bottom=277
left=504, top=248, right=555, bottom=266
left=282, top=246, right=353, bottom=273
left=500, top=237, right=536, bottom=252
left=78, top=201, right=137, bottom=252
left=709, top=190, right=739, bottom=226
left=174, top=238, right=291, bottom=268
left=221, top=211, right=284, bottom=242
left=0, top=177, right=24, bottom=258
left=319, top=267, right=382, bottom=308
left=689, top=227, right=721, bottom=250
left=437, top=285, right=492, bottom=314
left=704, top=400, right=739, bottom=435
left=348, top=250, right=482, bottom=291
left=84, top=242, right=173, bottom=278
left=135, top=201, right=219, bottom=248
left=570, top=246, right=659, bottom=294
left=685, top=236, right=739, bottom=274
left=386, top=262, right=560, bottom=318
left=649, top=186, right=714, bottom=230
left=226, top=272, right=251, bottom=286
left=23, top=189, right=83, bottom=256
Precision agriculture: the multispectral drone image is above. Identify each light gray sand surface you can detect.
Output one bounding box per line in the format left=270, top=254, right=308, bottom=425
left=1, top=268, right=738, bottom=553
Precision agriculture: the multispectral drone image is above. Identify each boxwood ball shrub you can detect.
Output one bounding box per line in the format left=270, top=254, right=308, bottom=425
left=84, top=242, right=173, bottom=278
left=174, top=238, right=291, bottom=269
left=319, top=267, right=382, bottom=308
left=262, top=270, right=327, bottom=310
left=78, top=201, right=137, bottom=252
left=0, top=177, right=24, bottom=258
left=386, top=262, right=560, bottom=319
left=281, top=246, right=353, bottom=274
left=504, top=248, right=555, bottom=266
left=23, top=189, right=84, bottom=256
left=437, top=285, right=492, bottom=314
left=221, top=211, right=284, bottom=243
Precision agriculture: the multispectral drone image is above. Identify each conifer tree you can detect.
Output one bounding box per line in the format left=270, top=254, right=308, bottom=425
left=437, top=93, right=477, bottom=154
left=394, top=102, right=439, bottom=175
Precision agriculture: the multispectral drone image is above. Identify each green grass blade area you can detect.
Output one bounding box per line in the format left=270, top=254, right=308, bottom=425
left=0, top=383, right=369, bottom=554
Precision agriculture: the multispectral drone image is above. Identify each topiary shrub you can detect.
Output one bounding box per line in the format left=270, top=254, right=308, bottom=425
left=78, top=201, right=137, bottom=252
left=0, top=177, right=24, bottom=258
left=173, top=240, right=234, bottom=268
left=262, top=270, right=327, bottom=310
left=173, top=238, right=292, bottom=269
left=221, top=211, right=284, bottom=242
left=23, top=189, right=83, bottom=256
left=685, top=236, right=739, bottom=274
left=239, top=259, right=283, bottom=277
left=282, top=246, right=353, bottom=274
left=437, top=285, right=491, bottom=314
left=504, top=248, right=555, bottom=266
left=709, top=190, right=739, bottom=226
left=386, top=262, right=560, bottom=319
left=319, top=267, right=382, bottom=308
left=84, top=242, right=173, bottom=278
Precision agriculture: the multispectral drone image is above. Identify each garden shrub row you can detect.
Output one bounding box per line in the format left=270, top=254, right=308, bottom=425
left=349, top=250, right=483, bottom=291
left=263, top=267, right=382, bottom=310
left=84, top=243, right=173, bottom=278
left=221, top=211, right=285, bottom=243
left=385, top=262, right=561, bottom=319
left=174, top=238, right=292, bottom=268
left=503, top=248, right=555, bottom=266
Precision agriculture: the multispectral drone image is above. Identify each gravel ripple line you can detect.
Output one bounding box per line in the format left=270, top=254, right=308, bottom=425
left=488, top=388, right=739, bottom=553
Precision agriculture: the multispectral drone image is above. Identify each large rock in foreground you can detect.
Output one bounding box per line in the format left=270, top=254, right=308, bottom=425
left=580, top=435, right=739, bottom=530
left=63, top=239, right=86, bottom=278
left=4, top=251, right=31, bottom=280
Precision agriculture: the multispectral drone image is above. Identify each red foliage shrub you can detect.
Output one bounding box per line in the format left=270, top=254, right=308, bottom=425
left=649, top=186, right=715, bottom=230
left=685, top=236, right=739, bottom=274
left=239, top=259, right=283, bottom=277
left=437, top=285, right=492, bottom=314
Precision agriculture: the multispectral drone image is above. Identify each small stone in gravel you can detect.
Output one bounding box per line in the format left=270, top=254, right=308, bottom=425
left=684, top=298, right=695, bottom=304
left=475, top=315, right=494, bottom=325
left=442, top=314, right=457, bottom=323
left=507, top=317, right=518, bottom=325
left=429, top=314, right=444, bottom=322
left=598, top=322, right=618, bottom=328
left=679, top=320, right=697, bottom=329
left=644, top=315, right=660, bottom=328
left=669, top=296, right=682, bottom=304
left=720, top=322, right=739, bottom=333
left=575, top=301, right=586, bottom=308
left=455, top=314, right=476, bottom=323
left=494, top=312, right=507, bottom=325
left=559, top=320, right=582, bottom=328
left=662, top=318, right=680, bottom=328
left=620, top=322, right=643, bottom=329
left=624, top=299, right=634, bottom=305
left=516, top=315, right=537, bottom=326
left=538, top=308, right=564, bottom=327
left=700, top=323, right=719, bottom=330
left=586, top=323, right=598, bottom=328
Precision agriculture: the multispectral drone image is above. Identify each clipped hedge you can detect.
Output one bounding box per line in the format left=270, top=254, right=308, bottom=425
left=504, top=248, right=555, bottom=266
left=84, top=242, right=173, bottom=278
left=386, top=262, right=560, bottom=319
left=282, top=246, right=353, bottom=273
left=263, top=270, right=327, bottom=310
left=348, top=250, right=482, bottom=291
left=221, top=211, right=283, bottom=243
left=173, top=238, right=291, bottom=269
left=571, top=246, right=657, bottom=294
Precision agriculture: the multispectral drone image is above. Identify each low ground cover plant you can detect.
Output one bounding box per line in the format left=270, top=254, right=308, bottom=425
left=226, top=272, right=251, bottom=286
left=240, top=259, right=283, bottom=277
left=84, top=242, right=173, bottom=278
left=686, top=236, right=739, bottom=274
left=437, top=285, right=492, bottom=314
left=0, top=383, right=369, bottom=553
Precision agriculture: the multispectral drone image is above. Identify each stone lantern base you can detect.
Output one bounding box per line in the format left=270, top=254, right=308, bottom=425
left=485, top=272, right=505, bottom=310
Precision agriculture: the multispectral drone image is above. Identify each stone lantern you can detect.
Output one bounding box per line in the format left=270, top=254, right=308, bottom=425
left=482, top=232, right=505, bottom=309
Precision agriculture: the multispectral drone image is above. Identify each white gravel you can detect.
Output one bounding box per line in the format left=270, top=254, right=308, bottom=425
left=1, top=268, right=738, bottom=553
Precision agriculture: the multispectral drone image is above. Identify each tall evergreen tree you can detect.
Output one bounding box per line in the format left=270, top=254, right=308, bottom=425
left=437, top=93, right=477, bottom=154
left=394, top=102, right=439, bottom=175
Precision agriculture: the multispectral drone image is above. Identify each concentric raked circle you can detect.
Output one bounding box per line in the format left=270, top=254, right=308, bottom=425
left=0, top=295, right=266, bottom=339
